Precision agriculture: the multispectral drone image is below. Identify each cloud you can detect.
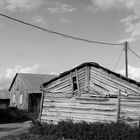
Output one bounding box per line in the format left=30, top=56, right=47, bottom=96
left=48, top=1, right=76, bottom=14
left=33, top=15, right=46, bottom=25
left=5, top=64, right=40, bottom=79
left=59, top=18, right=71, bottom=24
left=0, top=64, right=41, bottom=89
left=90, top=0, right=140, bottom=42
left=91, top=0, right=137, bottom=11
left=0, top=0, right=43, bottom=11
left=119, top=13, right=140, bottom=42
left=118, top=65, right=140, bottom=81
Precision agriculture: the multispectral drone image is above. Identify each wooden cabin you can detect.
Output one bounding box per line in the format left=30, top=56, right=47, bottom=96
left=39, top=62, right=140, bottom=126
left=9, top=73, right=56, bottom=116
left=0, top=90, right=10, bottom=109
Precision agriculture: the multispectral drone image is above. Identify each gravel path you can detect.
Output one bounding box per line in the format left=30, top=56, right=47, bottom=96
left=0, top=121, right=31, bottom=139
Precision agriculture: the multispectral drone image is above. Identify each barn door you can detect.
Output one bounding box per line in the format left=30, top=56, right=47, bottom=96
left=28, top=93, right=42, bottom=113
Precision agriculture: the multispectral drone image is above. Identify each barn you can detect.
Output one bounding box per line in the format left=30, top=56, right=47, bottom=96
left=9, top=73, right=56, bottom=115
left=0, top=90, right=10, bottom=109
left=39, top=62, right=140, bottom=126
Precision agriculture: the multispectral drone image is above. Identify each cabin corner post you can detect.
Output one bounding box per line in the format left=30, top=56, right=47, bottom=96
left=76, top=69, right=81, bottom=96
left=70, top=72, right=74, bottom=94
left=38, top=88, right=45, bottom=121
left=116, top=90, right=121, bottom=123
left=138, top=104, right=140, bottom=127
left=85, top=65, right=90, bottom=93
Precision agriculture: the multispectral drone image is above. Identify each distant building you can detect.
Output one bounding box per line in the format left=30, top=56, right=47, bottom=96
left=9, top=73, right=56, bottom=115
left=39, top=62, right=140, bottom=125
left=0, top=90, right=10, bottom=109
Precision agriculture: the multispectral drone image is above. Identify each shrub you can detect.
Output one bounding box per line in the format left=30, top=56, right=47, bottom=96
left=30, top=120, right=140, bottom=140
left=0, top=108, right=30, bottom=124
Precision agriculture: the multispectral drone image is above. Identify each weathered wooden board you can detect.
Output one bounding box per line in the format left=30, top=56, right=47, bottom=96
left=90, top=67, right=140, bottom=95
left=41, top=91, right=117, bottom=123
left=91, top=67, right=140, bottom=90
left=119, top=95, right=140, bottom=125
left=40, top=65, right=140, bottom=125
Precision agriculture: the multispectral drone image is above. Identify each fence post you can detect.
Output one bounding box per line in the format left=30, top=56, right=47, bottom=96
left=116, top=90, right=121, bottom=123
left=138, top=104, right=140, bottom=127
left=38, top=89, right=45, bottom=121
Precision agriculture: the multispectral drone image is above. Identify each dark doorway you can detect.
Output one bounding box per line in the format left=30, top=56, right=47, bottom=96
left=28, top=93, right=42, bottom=113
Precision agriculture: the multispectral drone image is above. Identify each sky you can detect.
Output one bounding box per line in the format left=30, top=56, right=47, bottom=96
left=0, top=0, right=140, bottom=89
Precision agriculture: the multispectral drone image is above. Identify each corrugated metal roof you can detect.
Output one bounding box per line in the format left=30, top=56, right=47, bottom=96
left=42, top=62, right=140, bottom=87
left=9, top=73, right=57, bottom=93
left=0, top=90, right=10, bottom=99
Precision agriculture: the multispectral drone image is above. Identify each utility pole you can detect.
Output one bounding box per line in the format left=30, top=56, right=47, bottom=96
left=124, top=41, right=128, bottom=78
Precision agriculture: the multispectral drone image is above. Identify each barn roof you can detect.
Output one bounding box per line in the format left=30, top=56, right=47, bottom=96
left=0, top=90, right=10, bottom=99
left=9, top=73, right=57, bottom=93
left=42, top=62, right=140, bottom=87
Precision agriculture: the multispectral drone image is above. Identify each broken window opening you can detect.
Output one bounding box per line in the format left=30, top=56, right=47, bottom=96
left=72, top=76, right=78, bottom=91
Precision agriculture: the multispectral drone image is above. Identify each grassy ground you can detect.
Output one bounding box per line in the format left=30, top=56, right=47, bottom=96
left=0, top=109, right=140, bottom=140
left=0, top=121, right=31, bottom=139
left=2, top=121, right=140, bottom=140
left=1, top=133, right=71, bottom=140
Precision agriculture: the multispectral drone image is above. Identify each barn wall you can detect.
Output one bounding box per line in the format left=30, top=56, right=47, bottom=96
left=10, top=75, right=29, bottom=110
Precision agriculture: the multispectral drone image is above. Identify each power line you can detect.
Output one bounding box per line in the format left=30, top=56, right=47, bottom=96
left=128, top=47, right=140, bottom=60
left=113, top=46, right=124, bottom=71
left=0, top=13, right=123, bottom=46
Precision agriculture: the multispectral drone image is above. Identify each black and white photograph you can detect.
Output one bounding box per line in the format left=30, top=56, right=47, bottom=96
left=0, top=0, right=140, bottom=139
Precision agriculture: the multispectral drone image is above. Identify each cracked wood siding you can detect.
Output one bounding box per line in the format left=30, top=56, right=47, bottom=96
left=41, top=94, right=117, bottom=123
left=120, top=96, right=140, bottom=126
left=89, top=67, right=140, bottom=125
left=89, top=67, right=140, bottom=96
left=41, top=66, right=117, bottom=123
left=44, top=67, right=86, bottom=94
left=41, top=65, right=140, bottom=124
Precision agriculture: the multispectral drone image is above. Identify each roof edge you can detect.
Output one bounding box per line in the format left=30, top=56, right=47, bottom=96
left=42, top=62, right=140, bottom=87
left=9, top=73, right=19, bottom=91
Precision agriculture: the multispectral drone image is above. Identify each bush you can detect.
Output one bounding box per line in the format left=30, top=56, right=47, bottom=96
left=30, top=120, right=140, bottom=140
left=0, top=108, right=30, bottom=124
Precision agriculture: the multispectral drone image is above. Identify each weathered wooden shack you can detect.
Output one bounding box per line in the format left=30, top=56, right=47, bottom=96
left=39, top=62, right=140, bottom=125
left=9, top=73, right=56, bottom=114
left=0, top=90, right=10, bottom=109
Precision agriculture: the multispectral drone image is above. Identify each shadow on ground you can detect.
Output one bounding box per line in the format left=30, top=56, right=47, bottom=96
left=0, top=108, right=31, bottom=124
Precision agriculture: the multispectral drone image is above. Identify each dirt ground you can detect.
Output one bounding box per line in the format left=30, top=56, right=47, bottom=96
left=0, top=121, right=31, bottom=139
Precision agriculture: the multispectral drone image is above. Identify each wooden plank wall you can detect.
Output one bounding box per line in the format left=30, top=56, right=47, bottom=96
left=41, top=93, right=117, bottom=123
left=90, top=67, right=140, bottom=126
left=120, top=95, right=140, bottom=126
left=41, top=66, right=140, bottom=124
left=90, top=67, right=140, bottom=96
left=41, top=66, right=118, bottom=123
left=44, top=67, right=86, bottom=94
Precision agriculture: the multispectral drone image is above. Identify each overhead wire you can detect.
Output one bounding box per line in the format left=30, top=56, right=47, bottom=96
left=128, top=47, right=140, bottom=60
left=112, top=46, right=124, bottom=71
left=0, top=13, right=123, bottom=46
